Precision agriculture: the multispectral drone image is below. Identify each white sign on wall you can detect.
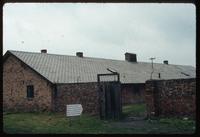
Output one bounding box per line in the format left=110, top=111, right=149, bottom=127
left=66, top=104, right=83, bottom=117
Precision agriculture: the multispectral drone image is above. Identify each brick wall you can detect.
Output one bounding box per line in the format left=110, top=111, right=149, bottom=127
left=121, top=84, right=145, bottom=105
left=3, top=55, right=53, bottom=112
left=53, top=83, right=99, bottom=115
left=145, top=78, right=196, bottom=118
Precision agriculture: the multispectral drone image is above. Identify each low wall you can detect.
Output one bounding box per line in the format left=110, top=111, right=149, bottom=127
left=53, top=83, right=99, bottom=116
left=145, top=78, right=196, bottom=118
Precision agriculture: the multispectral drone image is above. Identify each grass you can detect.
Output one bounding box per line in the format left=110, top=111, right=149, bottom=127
left=122, top=103, right=147, bottom=117
left=3, top=104, right=196, bottom=134
left=158, top=118, right=196, bottom=133
left=3, top=112, right=107, bottom=134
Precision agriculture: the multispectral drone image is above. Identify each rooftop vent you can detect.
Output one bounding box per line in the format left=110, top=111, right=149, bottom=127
left=76, top=52, right=83, bottom=57
left=163, top=60, right=168, bottom=65
left=41, top=49, right=47, bottom=53
left=125, top=52, right=137, bottom=62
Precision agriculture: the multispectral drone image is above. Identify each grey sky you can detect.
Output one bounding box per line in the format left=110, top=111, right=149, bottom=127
left=3, top=3, right=196, bottom=67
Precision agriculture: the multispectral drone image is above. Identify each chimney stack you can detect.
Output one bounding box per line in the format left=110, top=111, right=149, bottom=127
left=163, top=60, right=168, bottom=65
left=125, top=52, right=137, bottom=62
left=41, top=49, right=47, bottom=53
left=76, top=52, right=83, bottom=57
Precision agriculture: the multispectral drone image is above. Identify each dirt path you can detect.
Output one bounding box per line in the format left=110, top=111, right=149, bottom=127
left=111, top=120, right=147, bottom=128
left=109, top=116, right=148, bottom=128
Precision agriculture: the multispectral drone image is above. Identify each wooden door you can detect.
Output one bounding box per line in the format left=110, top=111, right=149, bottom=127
left=99, top=82, right=121, bottom=119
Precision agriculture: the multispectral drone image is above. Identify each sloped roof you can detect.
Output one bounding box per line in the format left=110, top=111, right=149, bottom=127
left=5, top=50, right=195, bottom=84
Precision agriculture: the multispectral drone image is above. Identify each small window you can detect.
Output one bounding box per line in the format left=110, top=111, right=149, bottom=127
left=27, top=85, right=34, bottom=98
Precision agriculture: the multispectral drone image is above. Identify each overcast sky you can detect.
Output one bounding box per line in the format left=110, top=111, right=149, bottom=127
left=3, top=3, right=196, bottom=67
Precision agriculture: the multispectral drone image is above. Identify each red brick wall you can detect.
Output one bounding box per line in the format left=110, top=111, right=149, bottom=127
left=145, top=78, right=196, bottom=118
left=53, top=83, right=99, bottom=115
left=121, top=84, right=145, bottom=105
left=3, top=55, right=53, bottom=112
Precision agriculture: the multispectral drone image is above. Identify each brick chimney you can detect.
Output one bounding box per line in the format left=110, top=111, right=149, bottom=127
left=76, top=52, right=83, bottom=57
left=163, top=60, right=168, bottom=65
left=41, top=49, right=47, bottom=53
left=125, top=52, right=137, bottom=62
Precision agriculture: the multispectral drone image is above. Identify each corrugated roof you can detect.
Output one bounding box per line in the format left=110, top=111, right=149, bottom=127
left=7, top=50, right=196, bottom=84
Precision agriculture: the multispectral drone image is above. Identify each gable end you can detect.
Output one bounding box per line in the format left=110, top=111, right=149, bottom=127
left=3, top=51, right=53, bottom=85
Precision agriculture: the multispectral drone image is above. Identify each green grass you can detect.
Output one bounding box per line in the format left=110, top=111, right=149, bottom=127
left=3, top=112, right=107, bottom=134
left=3, top=105, right=196, bottom=134
left=122, top=103, right=147, bottom=117
left=158, top=118, right=196, bottom=133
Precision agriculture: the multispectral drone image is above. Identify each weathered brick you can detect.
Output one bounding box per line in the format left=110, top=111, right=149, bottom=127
left=3, top=55, right=53, bottom=112
left=144, top=78, right=196, bottom=118
left=53, top=83, right=99, bottom=115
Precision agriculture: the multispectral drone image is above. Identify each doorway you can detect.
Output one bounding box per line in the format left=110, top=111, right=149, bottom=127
left=97, top=73, right=122, bottom=120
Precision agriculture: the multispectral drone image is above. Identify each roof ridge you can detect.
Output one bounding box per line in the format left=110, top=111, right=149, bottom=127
left=7, top=50, right=195, bottom=67
left=8, top=50, right=128, bottom=62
